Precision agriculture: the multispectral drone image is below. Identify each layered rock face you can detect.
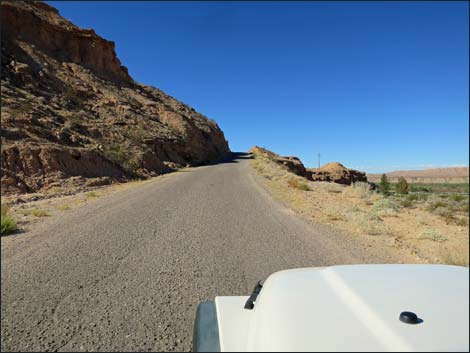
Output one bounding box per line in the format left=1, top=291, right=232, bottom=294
left=1, top=1, right=230, bottom=194
left=249, top=146, right=367, bottom=185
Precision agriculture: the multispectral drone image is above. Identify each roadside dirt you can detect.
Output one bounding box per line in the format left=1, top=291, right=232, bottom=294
left=250, top=154, right=469, bottom=266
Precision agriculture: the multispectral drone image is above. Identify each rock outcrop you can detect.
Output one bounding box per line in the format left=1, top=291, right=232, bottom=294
left=249, top=146, right=368, bottom=185
left=306, top=162, right=367, bottom=185
left=249, top=146, right=307, bottom=178
left=1, top=1, right=230, bottom=195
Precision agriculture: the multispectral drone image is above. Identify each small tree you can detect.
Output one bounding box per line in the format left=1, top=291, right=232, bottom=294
left=395, top=177, right=409, bottom=194
left=379, top=173, right=391, bottom=195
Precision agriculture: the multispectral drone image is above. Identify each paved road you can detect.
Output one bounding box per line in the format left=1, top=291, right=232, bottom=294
left=1, top=153, right=386, bottom=352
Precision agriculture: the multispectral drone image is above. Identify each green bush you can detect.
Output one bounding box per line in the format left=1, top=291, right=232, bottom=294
left=449, top=194, right=466, bottom=202
left=379, top=174, right=391, bottom=195
left=372, top=198, right=399, bottom=216
left=395, top=177, right=409, bottom=194
left=406, top=193, right=428, bottom=202
left=372, top=198, right=399, bottom=211
left=420, top=228, right=447, bottom=242
left=102, top=141, right=142, bottom=174
left=1, top=205, right=17, bottom=235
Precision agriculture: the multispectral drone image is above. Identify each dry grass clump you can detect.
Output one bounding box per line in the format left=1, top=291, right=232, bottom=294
left=287, top=178, right=311, bottom=191
left=56, top=204, right=71, bottom=211
left=348, top=210, right=384, bottom=235
left=424, top=195, right=469, bottom=225
left=1, top=204, right=17, bottom=235
left=420, top=228, right=447, bottom=242
left=86, top=191, right=99, bottom=198
left=400, top=199, right=413, bottom=208
left=440, top=251, right=469, bottom=267
left=31, top=207, right=49, bottom=217
left=325, top=206, right=347, bottom=221
left=342, top=182, right=373, bottom=200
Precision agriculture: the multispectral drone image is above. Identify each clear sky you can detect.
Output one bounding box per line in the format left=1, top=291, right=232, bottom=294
left=49, top=1, right=468, bottom=173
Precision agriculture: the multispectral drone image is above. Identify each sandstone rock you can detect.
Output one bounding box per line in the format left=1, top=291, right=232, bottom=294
left=274, top=156, right=307, bottom=178
left=250, top=146, right=368, bottom=185
left=306, top=162, right=367, bottom=185
left=249, top=146, right=307, bottom=178
left=1, top=1, right=230, bottom=195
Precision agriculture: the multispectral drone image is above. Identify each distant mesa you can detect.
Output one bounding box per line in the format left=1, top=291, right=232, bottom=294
left=367, top=167, right=469, bottom=184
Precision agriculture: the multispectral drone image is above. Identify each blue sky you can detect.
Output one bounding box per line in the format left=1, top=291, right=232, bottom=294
left=49, top=1, right=468, bottom=173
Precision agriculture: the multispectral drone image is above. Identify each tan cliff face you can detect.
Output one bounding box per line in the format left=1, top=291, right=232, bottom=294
left=1, top=1, right=230, bottom=195
left=1, top=1, right=131, bottom=82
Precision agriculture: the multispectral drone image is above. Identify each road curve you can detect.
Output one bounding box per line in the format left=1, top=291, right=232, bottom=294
left=1, top=153, right=387, bottom=352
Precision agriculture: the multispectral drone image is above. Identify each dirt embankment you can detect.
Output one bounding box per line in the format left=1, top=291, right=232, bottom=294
left=1, top=1, right=230, bottom=196
left=250, top=147, right=469, bottom=266
left=249, top=146, right=367, bottom=185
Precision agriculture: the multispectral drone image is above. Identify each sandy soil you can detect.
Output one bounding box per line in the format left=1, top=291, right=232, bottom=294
left=251, top=154, right=469, bottom=266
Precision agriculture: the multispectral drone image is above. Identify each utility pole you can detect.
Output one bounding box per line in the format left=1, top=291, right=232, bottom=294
left=317, top=153, right=321, bottom=169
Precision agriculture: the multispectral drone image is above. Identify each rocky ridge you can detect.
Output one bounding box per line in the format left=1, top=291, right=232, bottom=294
left=249, top=146, right=368, bottom=185
left=1, top=1, right=230, bottom=195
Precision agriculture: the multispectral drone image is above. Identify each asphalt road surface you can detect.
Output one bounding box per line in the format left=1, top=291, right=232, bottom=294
left=1, top=153, right=387, bottom=352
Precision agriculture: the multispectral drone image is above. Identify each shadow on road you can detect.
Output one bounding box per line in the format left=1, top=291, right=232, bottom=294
left=208, top=152, right=253, bottom=165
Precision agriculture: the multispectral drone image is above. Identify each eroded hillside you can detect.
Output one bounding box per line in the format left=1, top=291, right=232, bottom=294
left=1, top=1, right=229, bottom=195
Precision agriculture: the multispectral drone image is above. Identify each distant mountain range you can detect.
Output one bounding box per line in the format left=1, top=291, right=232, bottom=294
left=367, top=166, right=469, bottom=183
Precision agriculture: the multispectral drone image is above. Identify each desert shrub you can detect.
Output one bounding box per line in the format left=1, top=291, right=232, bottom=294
left=455, top=218, right=468, bottom=227
left=1, top=205, right=17, bottom=235
left=426, top=200, right=448, bottom=212
left=287, top=178, right=310, bottom=191
left=406, top=193, right=428, bottom=202
left=372, top=198, right=399, bottom=216
left=460, top=203, right=469, bottom=213
left=1, top=204, right=9, bottom=218
left=103, top=141, right=142, bottom=174
left=31, top=207, right=49, bottom=217
left=56, top=204, right=71, bottom=211
left=406, top=194, right=419, bottom=201
left=379, top=174, right=391, bottom=195
left=410, top=184, right=430, bottom=192
left=325, top=206, right=345, bottom=221
left=395, top=177, right=409, bottom=194
left=342, top=182, right=372, bottom=199
left=122, top=127, right=149, bottom=146
left=86, top=191, right=99, bottom=198
left=63, top=86, right=84, bottom=107
left=400, top=199, right=413, bottom=208
left=350, top=211, right=384, bottom=235
left=433, top=206, right=455, bottom=223
left=420, top=228, right=447, bottom=242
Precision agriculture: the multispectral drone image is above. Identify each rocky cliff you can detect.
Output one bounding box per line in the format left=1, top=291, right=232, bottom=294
left=1, top=1, right=230, bottom=195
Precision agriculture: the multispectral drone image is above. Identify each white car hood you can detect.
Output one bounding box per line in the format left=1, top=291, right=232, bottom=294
left=216, top=264, right=469, bottom=351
